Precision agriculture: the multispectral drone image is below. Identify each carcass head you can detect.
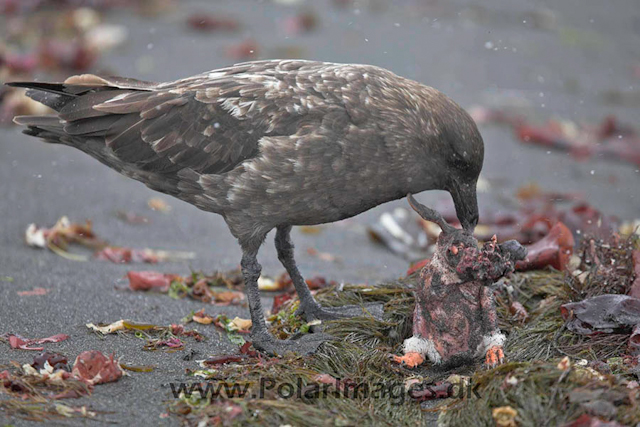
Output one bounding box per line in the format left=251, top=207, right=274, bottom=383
left=407, top=194, right=527, bottom=283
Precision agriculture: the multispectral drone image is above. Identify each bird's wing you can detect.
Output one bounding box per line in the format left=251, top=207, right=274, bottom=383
left=14, top=60, right=381, bottom=180
left=83, top=83, right=263, bottom=175
left=54, top=60, right=369, bottom=176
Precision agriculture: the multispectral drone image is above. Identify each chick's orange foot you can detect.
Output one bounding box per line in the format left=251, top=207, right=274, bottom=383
left=484, top=345, right=505, bottom=368
left=393, top=351, right=425, bottom=368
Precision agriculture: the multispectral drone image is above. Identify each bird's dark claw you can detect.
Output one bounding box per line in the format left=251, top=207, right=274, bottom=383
left=296, top=302, right=384, bottom=322
left=250, top=331, right=333, bottom=356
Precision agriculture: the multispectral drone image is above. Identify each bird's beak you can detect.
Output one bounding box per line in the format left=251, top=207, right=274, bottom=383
left=449, top=181, right=479, bottom=232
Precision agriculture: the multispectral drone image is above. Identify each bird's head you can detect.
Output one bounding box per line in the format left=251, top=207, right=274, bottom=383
left=380, top=78, right=483, bottom=231
left=420, top=93, right=484, bottom=232
left=439, top=103, right=484, bottom=232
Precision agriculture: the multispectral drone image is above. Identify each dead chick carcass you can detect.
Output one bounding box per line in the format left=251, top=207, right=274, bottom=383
left=395, top=195, right=527, bottom=368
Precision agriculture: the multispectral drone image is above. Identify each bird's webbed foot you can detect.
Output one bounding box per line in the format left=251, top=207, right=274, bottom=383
left=250, top=330, right=333, bottom=356
left=296, top=301, right=384, bottom=322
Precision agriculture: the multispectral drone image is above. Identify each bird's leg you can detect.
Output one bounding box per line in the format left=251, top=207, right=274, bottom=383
left=275, top=225, right=383, bottom=322
left=240, top=239, right=330, bottom=356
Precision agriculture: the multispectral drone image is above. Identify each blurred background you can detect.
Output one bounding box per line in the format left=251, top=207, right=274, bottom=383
left=1, top=0, right=639, bottom=283
left=1, top=1, right=639, bottom=424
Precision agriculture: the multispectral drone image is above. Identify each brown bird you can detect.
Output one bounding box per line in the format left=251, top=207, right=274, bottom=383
left=8, top=60, right=484, bottom=355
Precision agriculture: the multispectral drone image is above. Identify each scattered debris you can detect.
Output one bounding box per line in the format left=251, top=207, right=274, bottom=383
left=573, top=234, right=639, bottom=297
left=516, top=222, right=575, bottom=271
left=127, top=271, right=176, bottom=292
left=25, top=216, right=195, bottom=263
left=492, top=406, right=518, bottom=427
left=283, top=11, right=319, bottom=35
left=127, top=268, right=320, bottom=306
left=271, top=293, right=293, bottom=315
left=144, top=337, right=184, bottom=351
left=630, top=250, right=640, bottom=299
left=147, top=197, right=171, bottom=212
left=0, top=2, right=141, bottom=126
left=212, top=315, right=251, bottom=345
left=228, top=317, right=252, bottom=332
left=437, top=359, right=637, bottom=426
left=271, top=272, right=336, bottom=292
left=471, top=109, right=640, bottom=168
left=306, top=247, right=341, bottom=263
left=71, top=351, right=123, bottom=385
left=187, top=13, right=240, bottom=32
left=563, top=414, right=625, bottom=427
left=54, top=404, right=97, bottom=419
left=115, top=211, right=150, bottom=225
left=95, top=246, right=194, bottom=263
left=1, top=359, right=90, bottom=401
left=561, top=294, right=640, bottom=355
left=25, top=216, right=103, bottom=258
left=509, top=301, right=529, bottom=323
left=368, top=207, right=431, bottom=261
left=31, top=352, right=69, bottom=371
left=407, top=380, right=455, bottom=400
left=444, top=183, right=616, bottom=244
left=86, top=319, right=129, bottom=334
left=192, top=308, right=215, bottom=325
left=225, top=39, right=259, bottom=60
left=299, top=225, right=324, bottom=235
left=119, top=363, right=155, bottom=373
left=86, top=319, right=203, bottom=351
left=257, top=275, right=289, bottom=291
left=2, top=333, right=69, bottom=351
left=170, top=273, right=246, bottom=304
left=0, top=348, right=128, bottom=421
left=17, top=287, right=50, bottom=296
left=200, top=354, right=246, bottom=367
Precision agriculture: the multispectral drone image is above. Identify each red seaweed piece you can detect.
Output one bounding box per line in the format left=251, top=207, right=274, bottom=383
left=95, top=247, right=159, bottom=263
left=563, top=414, right=624, bottom=427
left=283, top=12, right=318, bottom=35
left=509, top=301, right=528, bottom=323
left=6, top=333, right=69, bottom=351
left=516, top=222, right=575, bottom=271
left=628, top=251, right=640, bottom=299
left=225, top=40, right=258, bottom=60
left=271, top=293, right=293, bottom=315
left=202, top=355, right=245, bottom=366
left=239, top=342, right=258, bottom=357
left=561, top=294, right=640, bottom=337
left=630, top=324, right=640, bottom=355
left=408, top=381, right=454, bottom=401
left=31, top=352, right=69, bottom=371
left=127, top=271, right=176, bottom=292
left=406, top=258, right=430, bottom=276
left=153, top=337, right=184, bottom=349
left=71, top=351, right=123, bottom=385
left=187, top=14, right=239, bottom=32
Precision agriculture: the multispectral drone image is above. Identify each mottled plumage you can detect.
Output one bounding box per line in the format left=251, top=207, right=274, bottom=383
left=10, top=60, right=484, bottom=355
